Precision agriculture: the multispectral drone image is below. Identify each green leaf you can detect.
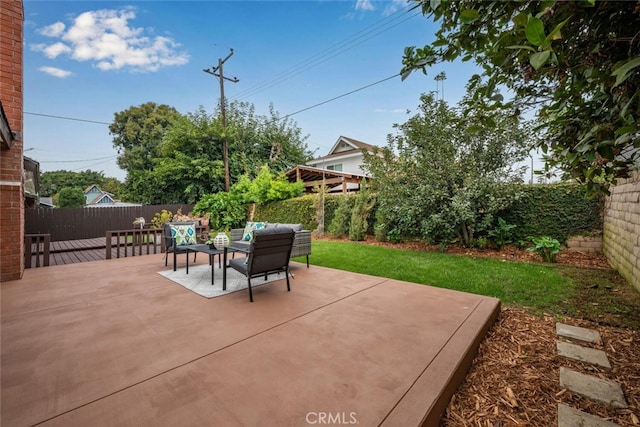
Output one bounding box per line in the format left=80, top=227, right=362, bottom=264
left=526, top=16, right=546, bottom=47
left=513, top=12, right=528, bottom=28
left=530, top=50, right=551, bottom=70
left=432, top=38, right=449, bottom=47
left=460, top=9, right=479, bottom=24
left=544, top=16, right=571, bottom=43
left=612, top=56, right=640, bottom=87
left=506, top=45, right=537, bottom=52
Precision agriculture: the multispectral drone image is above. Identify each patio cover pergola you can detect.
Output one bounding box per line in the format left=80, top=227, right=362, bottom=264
left=285, top=165, right=370, bottom=194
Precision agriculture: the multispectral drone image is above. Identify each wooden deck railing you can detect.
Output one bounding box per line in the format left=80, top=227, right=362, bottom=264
left=25, top=234, right=51, bottom=268
left=106, top=228, right=163, bottom=259
left=106, top=226, right=208, bottom=259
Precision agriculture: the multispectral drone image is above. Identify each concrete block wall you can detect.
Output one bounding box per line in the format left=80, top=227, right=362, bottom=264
left=0, top=0, right=24, bottom=282
left=566, top=236, right=602, bottom=253
left=603, top=170, right=640, bottom=293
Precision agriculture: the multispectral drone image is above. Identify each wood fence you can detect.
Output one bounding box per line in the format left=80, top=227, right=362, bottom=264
left=24, top=204, right=194, bottom=241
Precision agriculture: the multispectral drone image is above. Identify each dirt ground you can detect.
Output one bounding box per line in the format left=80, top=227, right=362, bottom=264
left=321, top=237, right=639, bottom=426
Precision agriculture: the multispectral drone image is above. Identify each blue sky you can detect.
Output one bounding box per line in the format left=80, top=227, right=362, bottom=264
left=24, top=0, right=488, bottom=181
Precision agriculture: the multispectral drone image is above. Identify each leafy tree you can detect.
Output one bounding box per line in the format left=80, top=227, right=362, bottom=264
left=364, top=91, right=528, bottom=245
left=193, top=164, right=304, bottom=229
left=193, top=191, right=247, bottom=231
left=149, top=107, right=226, bottom=203
left=109, top=102, right=183, bottom=201
left=111, top=101, right=312, bottom=203
left=57, top=187, right=86, bottom=208
left=226, top=101, right=312, bottom=178
left=237, top=164, right=304, bottom=204
left=402, top=0, right=640, bottom=194
left=100, top=177, right=122, bottom=196
left=40, top=170, right=112, bottom=197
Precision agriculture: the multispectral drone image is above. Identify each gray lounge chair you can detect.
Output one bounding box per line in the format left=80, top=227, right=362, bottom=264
left=228, top=227, right=295, bottom=302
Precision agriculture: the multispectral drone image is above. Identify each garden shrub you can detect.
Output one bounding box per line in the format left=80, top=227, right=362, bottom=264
left=349, top=180, right=375, bottom=241
left=328, top=194, right=355, bottom=238
left=252, top=183, right=602, bottom=242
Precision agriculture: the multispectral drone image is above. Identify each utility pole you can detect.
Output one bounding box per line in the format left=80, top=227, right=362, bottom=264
left=203, top=48, right=239, bottom=192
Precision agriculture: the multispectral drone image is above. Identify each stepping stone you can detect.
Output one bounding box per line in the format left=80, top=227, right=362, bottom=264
left=557, top=323, right=603, bottom=345
left=559, top=368, right=628, bottom=409
left=558, top=403, right=621, bottom=427
left=557, top=341, right=611, bottom=369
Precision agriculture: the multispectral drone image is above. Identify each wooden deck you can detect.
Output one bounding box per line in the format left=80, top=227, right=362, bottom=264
left=29, top=237, right=163, bottom=266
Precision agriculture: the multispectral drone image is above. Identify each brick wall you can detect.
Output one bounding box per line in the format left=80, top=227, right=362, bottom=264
left=603, top=170, right=640, bottom=293
left=0, top=1, right=24, bottom=282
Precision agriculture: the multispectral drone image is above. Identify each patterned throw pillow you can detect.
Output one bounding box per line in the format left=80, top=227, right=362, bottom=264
left=241, top=221, right=266, bottom=241
left=170, top=224, right=198, bottom=246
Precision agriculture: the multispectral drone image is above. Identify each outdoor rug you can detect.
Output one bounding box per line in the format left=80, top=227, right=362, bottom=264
left=157, top=264, right=287, bottom=299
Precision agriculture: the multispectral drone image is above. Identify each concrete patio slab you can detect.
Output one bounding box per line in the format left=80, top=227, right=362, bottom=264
left=1, top=255, right=499, bottom=426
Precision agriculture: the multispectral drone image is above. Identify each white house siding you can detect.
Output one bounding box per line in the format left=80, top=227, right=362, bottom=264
left=307, top=152, right=368, bottom=175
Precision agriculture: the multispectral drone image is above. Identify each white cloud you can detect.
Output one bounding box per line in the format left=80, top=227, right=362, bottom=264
left=32, top=7, right=189, bottom=73
left=39, top=66, right=73, bottom=78
left=382, top=0, right=406, bottom=17
left=42, top=42, right=72, bottom=59
left=354, top=0, right=375, bottom=12
left=38, top=21, right=65, bottom=37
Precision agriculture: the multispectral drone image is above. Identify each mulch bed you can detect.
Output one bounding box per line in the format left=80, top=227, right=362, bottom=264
left=441, top=308, right=640, bottom=427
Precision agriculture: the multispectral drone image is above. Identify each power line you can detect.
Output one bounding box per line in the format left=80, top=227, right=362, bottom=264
left=231, top=5, right=419, bottom=101
left=39, top=155, right=118, bottom=163
left=24, top=111, right=110, bottom=125
left=282, top=73, right=400, bottom=119
left=25, top=73, right=401, bottom=133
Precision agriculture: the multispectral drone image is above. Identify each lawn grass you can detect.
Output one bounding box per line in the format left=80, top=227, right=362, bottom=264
left=294, top=240, right=640, bottom=329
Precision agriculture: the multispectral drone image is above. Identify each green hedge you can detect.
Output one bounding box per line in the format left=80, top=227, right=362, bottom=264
left=497, top=184, right=603, bottom=244
left=254, top=184, right=603, bottom=243
left=254, top=194, right=342, bottom=231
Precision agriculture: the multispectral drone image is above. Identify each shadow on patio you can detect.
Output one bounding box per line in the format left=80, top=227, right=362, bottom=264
left=1, top=254, right=499, bottom=426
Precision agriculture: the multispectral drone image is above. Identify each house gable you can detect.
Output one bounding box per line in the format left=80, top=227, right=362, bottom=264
left=307, top=136, right=378, bottom=175
left=84, top=184, right=105, bottom=204
left=91, top=193, right=116, bottom=205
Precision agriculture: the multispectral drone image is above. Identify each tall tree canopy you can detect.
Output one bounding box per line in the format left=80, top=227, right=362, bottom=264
left=364, top=91, right=530, bottom=245
left=109, top=102, right=183, bottom=201
left=402, top=0, right=640, bottom=194
left=110, top=101, right=312, bottom=204
left=40, top=170, right=118, bottom=197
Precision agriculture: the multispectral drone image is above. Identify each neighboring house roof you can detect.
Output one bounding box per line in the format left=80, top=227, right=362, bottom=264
left=38, top=197, right=55, bottom=208
left=307, top=136, right=378, bottom=164
left=83, top=184, right=102, bottom=194
left=83, top=184, right=118, bottom=205
left=85, top=201, right=142, bottom=208
left=89, top=193, right=116, bottom=205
